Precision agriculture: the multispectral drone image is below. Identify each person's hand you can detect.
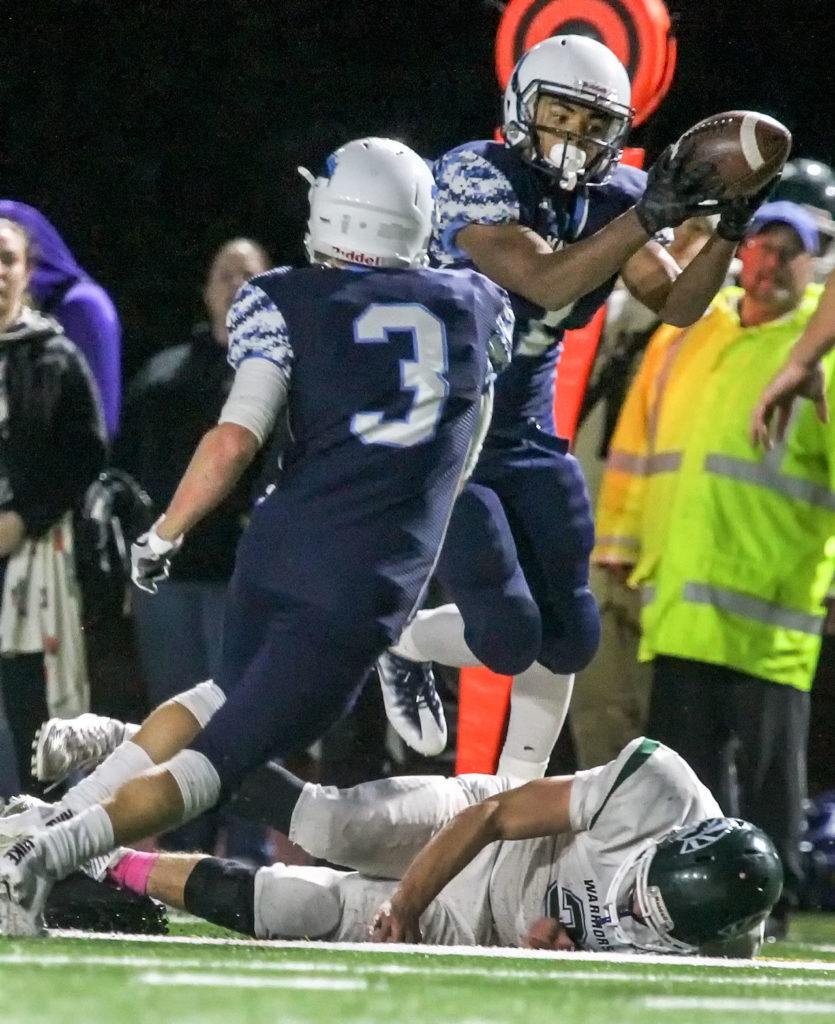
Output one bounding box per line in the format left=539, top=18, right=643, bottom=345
left=599, top=561, right=635, bottom=586
left=369, top=896, right=423, bottom=943
left=0, top=511, right=26, bottom=557
left=636, top=140, right=726, bottom=237
left=716, top=177, right=780, bottom=242
left=523, top=916, right=576, bottom=951
left=130, top=516, right=183, bottom=594
left=750, top=358, right=828, bottom=449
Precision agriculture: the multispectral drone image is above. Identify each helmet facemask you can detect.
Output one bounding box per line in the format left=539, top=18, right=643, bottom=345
left=506, top=80, right=632, bottom=190
left=605, top=818, right=783, bottom=955
left=502, top=35, right=634, bottom=191
left=605, top=841, right=694, bottom=954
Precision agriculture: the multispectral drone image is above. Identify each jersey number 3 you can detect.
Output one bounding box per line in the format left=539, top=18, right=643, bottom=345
left=351, top=303, right=449, bottom=447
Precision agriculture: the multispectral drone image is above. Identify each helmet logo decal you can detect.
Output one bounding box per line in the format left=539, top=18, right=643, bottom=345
left=577, top=78, right=613, bottom=99
left=674, top=818, right=738, bottom=855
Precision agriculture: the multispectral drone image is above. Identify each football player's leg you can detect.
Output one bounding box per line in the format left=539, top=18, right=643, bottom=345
left=432, top=483, right=541, bottom=675
left=31, top=571, right=283, bottom=825
left=8, top=607, right=374, bottom=904
left=0, top=679, right=224, bottom=846
left=493, top=448, right=599, bottom=780
left=381, top=483, right=541, bottom=756
left=391, top=483, right=540, bottom=674
left=106, top=847, right=345, bottom=940
left=500, top=449, right=599, bottom=674
left=284, top=771, right=513, bottom=879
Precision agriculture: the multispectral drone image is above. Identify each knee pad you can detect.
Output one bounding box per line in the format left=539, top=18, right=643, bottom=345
left=166, top=749, right=221, bottom=819
left=539, top=588, right=601, bottom=674
left=254, top=864, right=342, bottom=939
left=464, top=588, right=542, bottom=675
left=183, top=856, right=257, bottom=936
left=171, top=680, right=226, bottom=728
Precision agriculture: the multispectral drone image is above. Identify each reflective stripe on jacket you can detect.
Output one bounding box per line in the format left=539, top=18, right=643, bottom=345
left=594, top=283, right=832, bottom=691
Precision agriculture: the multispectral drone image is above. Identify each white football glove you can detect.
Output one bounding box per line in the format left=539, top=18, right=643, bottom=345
left=131, top=516, right=183, bottom=594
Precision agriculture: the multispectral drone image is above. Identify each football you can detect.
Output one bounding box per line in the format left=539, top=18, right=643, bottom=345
left=674, top=110, right=792, bottom=198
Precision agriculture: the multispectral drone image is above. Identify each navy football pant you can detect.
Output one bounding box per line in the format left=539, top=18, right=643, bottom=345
left=437, top=436, right=599, bottom=675
left=189, top=578, right=377, bottom=800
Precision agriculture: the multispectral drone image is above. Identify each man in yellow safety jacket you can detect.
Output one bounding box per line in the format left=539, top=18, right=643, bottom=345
left=594, top=201, right=832, bottom=934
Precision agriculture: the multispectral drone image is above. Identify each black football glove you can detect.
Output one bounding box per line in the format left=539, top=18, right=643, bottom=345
left=636, top=140, right=726, bottom=237
left=716, top=176, right=781, bottom=242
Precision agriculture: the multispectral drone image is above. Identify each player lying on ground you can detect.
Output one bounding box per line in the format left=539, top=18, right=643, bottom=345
left=0, top=136, right=514, bottom=937
left=21, top=722, right=781, bottom=955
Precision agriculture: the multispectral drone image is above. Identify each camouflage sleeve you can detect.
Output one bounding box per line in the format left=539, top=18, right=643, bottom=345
left=431, top=149, right=521, bottom=264
left=226, top=280, right=293, bottom=390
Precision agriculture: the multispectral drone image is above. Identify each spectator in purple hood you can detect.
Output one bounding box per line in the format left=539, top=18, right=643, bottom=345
left=0, top=201, right=121, bottom=436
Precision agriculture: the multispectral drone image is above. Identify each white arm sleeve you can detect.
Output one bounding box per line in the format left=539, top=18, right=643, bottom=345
left=218, top=358, right=289, bottom=446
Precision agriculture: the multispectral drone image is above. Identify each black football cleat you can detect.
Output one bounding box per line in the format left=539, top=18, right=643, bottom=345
left=44, top=872, right=169, bottom=935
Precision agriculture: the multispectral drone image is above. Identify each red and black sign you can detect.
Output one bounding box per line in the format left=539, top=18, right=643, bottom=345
left=495, top=0, right=677, bottom=126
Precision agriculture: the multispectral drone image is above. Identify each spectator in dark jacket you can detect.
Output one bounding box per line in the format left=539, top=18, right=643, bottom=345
left=115, top=236, right=271, bottom=860
left=0, top=217, right=107, bottom=793
left=0, top=201, right=122, bottom=437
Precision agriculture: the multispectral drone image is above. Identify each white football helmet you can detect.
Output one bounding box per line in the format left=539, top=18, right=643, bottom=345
left=300, top=137, right=434, bottom=269
left=503, top=35, right=633, bottom=189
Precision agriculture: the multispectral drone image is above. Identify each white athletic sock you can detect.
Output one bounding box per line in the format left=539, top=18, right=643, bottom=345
left=391, top=604, right=482, bottom=667
left=53, top=741, right=154, bottom=816
left=497, top=664, right=575, bottom=782
left=38, top=804, right=115, bottom=880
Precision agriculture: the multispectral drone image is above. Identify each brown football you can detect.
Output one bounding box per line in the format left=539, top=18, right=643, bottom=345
left=674, top=110, right=792, bottom=198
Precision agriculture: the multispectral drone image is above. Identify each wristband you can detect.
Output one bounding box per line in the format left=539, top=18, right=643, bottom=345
left=147, top=516, right=182, bottom=556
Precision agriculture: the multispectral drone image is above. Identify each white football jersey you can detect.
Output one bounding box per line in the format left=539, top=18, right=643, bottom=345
left=488, top=737, right=721, bottom=950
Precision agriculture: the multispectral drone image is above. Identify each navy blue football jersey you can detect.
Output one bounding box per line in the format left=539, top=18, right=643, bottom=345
left=226, top=264, right=513, bottom=643
left=431, top=140, right=647, bottom=433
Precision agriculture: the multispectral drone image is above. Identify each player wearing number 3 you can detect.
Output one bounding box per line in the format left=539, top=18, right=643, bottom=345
left=0, top=137, right=514, bottom=936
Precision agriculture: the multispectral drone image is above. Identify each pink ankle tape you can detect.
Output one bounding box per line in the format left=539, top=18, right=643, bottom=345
left=107, top=850, right=160, bottom=895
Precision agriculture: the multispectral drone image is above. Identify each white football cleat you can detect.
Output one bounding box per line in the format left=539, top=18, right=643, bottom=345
left=0, top=796, right=54, bottom=847
left=32, top=714, right=128, bottom=784
left=377, top=651, right=448, bottom=757
left=0, top=833, right=52, bottom=937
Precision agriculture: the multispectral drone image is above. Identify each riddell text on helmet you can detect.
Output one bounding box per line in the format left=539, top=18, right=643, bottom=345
left=331, top=246, right=381, bottom=265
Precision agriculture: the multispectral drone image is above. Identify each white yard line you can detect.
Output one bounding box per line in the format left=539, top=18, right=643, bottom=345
left=139, top=970, right=366, bottom=991
left=3, top=950, right=835, bottom=988
left=644, top=995, right=835, bottom=1015
left=46, top=929, right=835, bottom=974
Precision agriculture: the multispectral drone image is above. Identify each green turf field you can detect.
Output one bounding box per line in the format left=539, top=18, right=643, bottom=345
left=1, top=912, right=835, bottom=1024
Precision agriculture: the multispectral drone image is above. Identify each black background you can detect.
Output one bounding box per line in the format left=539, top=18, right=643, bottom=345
left=2, top=0, right=833, bottom=374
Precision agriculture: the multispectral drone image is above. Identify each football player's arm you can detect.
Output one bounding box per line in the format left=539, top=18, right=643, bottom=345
left=621, top=233, right=735, bottom=327
left=151, top=354, right=287, bottom=543
left=751, top=267, right=835, bottom=447
left=371, top=777, right=573, bottom=942
left=133, top=281, right=292, bottom=587
left=153, top=422, right=261, bottom=542
left=458, top=213, right=651, bottom=313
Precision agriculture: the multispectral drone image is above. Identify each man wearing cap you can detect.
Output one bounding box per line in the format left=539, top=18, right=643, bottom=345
left=592, top=201, right=831, bottom=935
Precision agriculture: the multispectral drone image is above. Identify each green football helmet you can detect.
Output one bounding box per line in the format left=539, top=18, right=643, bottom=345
left=773, top=159, right=835, bottom=219
left=605, top=818, right=783, bottom=954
